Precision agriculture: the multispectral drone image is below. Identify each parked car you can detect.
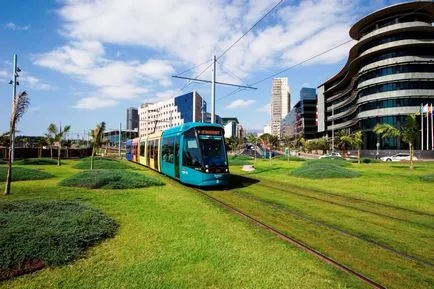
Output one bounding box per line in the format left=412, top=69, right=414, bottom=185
left=380, top=153, right=418, bottom=162
left=319, top=152, right=342, bottom=159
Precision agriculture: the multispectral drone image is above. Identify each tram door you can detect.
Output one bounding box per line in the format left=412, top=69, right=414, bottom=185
left=174, top=136, right=180, bottom=179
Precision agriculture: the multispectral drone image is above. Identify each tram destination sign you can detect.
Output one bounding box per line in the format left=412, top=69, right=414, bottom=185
left=197, top=129, right=222, bottom=136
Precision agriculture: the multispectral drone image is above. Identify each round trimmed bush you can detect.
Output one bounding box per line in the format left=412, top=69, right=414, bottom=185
left=73, top=157, right=136, bottom=170
left=0, top=167, right=54, bottom=182
left=60, top=169, right=164, bottom=189
left=291, top=160, right=360, bottom=179
left=15, top=158, right=59, bottom=165
left=0, top=200, right=118, bottom=280
left=421, top=174, right=434, bottom=182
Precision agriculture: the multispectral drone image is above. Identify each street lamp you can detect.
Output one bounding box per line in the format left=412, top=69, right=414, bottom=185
left=8, top=54, right=21, bottom=163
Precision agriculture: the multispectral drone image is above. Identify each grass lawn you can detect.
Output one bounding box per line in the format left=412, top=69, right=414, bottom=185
left=0, top=166, right=54, bottom=182
left=60, top=169, right=164, bottom=189
left=290, top=159, right=361, bottom=179
left=0, top=160, right=366, bottom=289
left=0, top=200, right=117, bottom=280
left=73, top=157, right=138, bottom=170
left=209, top=158, right=434, bottom=289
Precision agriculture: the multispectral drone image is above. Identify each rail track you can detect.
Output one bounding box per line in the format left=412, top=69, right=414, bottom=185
left=192, top=187, right=388, bottom=289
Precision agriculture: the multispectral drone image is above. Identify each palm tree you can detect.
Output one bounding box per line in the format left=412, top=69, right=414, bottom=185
left=373, top=123, right=400, bottom=157
left=352, top=131, right=363, bottom=164
left=335, top=130, right=353, bottom=158
left=90, top=122, right=106, bottom=170
left=48, top=123, right=72, bottom=166
left=4, top=91, right=30, bottom=196
left=401, top=114, right=418, bottom=169
left=45, top=124, right=56, bottom=159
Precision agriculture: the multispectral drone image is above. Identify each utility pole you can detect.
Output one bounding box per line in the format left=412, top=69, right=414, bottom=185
left=10, top=54, right=19, bottom=163
left=331, top=103, right=335, bottom=153
left=119, top=122, right=122, bottom=159
left=211, top=55, right=216, bottom=123
left=172, top=57, right=257, bottom=124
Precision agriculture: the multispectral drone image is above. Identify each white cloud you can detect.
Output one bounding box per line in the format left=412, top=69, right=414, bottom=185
left=227, top=99, right=256, bottom=109
left=5, top=22, right=30, bottom=31
left=0, top=69, right=8, bottom=80
left=257, top=103, right=270, bottom=114
left=29, top=106, right=40, bottom=112
left=21, top=74, right=56, bottom=91
left=34, top=0, right=363, bottom=109
left=73, top=97, right=119, bottom=110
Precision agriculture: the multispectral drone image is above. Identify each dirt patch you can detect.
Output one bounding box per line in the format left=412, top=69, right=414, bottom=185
left=0, top=259, right=45, bottom=281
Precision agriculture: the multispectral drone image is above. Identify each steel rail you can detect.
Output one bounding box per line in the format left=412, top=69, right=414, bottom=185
left=192, top=187, right=387, bottom=289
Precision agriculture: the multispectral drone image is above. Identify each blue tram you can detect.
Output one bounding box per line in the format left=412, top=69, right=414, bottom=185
left=127, top=122, right=229, bottom=186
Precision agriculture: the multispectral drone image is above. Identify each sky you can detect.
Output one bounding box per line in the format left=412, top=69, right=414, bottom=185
left=0, top=0, right=407, bottom=136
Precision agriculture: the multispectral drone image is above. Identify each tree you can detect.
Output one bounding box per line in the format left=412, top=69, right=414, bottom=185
left=246, top=134, right=257, bottom=145
left=45, top=124, right=56, bottom=159
left=48, top=123, right=72, bottom=166
left=335, top=130, right=353, bottom=158
left=317, top=137, right=330, bottom=155
left=400, top=114, right=418, bottom=169
left=4, top=91, right=30, bottom=196
left=90, top=122, right=106, bottom=170
left=37, top=138, right=47, bottom=158
left=373, top=123, right=400, bottom=152
left=352, top=131, right=363, bottom=164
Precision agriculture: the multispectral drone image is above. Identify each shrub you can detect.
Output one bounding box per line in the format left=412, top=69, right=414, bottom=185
left=60, top=169, right=164, bottom=189
left=291, top=160, right=360, bottom=179
left=0, top=200, right=118, bottom=280
left=0, top=167, right=54, bottom=182
left=73, top=157, right=137, bottom=170
left=421, top=174, right=434, bottom=182
left=306, top=158, right=351, bottom=167
left=15, top=158, right=59, bottom=165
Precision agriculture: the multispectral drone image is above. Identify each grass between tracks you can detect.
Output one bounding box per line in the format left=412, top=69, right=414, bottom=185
left=0, top=160, right=366, bottom=289
left=207, top=158, right=434, bottom=289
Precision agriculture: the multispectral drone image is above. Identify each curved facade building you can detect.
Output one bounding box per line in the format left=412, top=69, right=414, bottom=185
left=317, top=1, right=434, bottom=149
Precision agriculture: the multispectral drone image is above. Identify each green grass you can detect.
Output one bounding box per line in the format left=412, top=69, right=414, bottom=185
left=275, top=155, right=306, bottom=161
left=0, top=200, right=117, bottom=279
left=0, top=159, right=6, bottom=165
left=0, top=167, right=54, bottom=182
left=0, top=160, right=366, bottom=289
left=60, top=169, right=164, bottom=189
left=73, top=157, right=137, bottom=170
left=215, top=158, right=434, bottom=289
left=15, top=158, right=59, bottom=165
left=290, top=159, right=360, bottom=179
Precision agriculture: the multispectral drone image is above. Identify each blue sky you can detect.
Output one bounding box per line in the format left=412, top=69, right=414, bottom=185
left=0, top=0, right=405, bottom=136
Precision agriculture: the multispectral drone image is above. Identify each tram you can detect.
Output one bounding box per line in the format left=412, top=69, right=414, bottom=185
left=127, top=122, right=229, bottom=186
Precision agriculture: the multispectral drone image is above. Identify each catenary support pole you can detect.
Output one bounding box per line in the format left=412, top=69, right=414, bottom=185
left=119, top=122, right=122, bottom=159
left=421, top=104, right=424, bottom=151
left=211, top=55, right=216, bottom=124
left=11, top=54, right=17, bottom=163
left=331, top=104, right=335, bottom=153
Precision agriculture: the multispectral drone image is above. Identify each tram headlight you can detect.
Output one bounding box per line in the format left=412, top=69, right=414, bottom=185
left=206, top=169, right=209, bottom=173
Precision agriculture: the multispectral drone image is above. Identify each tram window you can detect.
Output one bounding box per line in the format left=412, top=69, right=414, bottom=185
left=162, top=137, right=174, bottom=163
left=140, top=143, right=145, bottom=157
left=183, top=130, right=202, bottom=167
left=199, top=135, right=227, bottom=166
left=147, top=141, right=152, bottom=160
left=154, top=140, right=159, bottom=159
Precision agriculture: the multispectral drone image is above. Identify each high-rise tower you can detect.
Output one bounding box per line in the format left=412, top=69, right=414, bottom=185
left=271, top=78, right=291, bottom=137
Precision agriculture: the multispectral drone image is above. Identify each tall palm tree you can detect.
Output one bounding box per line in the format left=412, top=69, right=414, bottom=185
left=4, top=91, right=30, bottom=196
left=48, top=123, right=72, bottom=166
left=401, top=114, right=418, bottom=169
left=90, top=122, right=106, bottom=170
left=352, top=131, right=363, bottom=164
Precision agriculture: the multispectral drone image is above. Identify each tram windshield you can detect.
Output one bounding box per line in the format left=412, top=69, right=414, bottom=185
left=197, top=129, right=227, bottom=167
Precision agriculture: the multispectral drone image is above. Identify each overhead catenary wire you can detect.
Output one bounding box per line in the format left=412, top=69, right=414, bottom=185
left=218, top=0, right=434, bottom=101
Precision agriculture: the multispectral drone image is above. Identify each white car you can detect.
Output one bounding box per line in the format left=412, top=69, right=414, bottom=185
left=380, top=153, right=418, bottom=162
left=319, top=152, right=342, bottom=159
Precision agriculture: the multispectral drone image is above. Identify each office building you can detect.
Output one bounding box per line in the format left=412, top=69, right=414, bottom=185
left=126, top=107, right=139, bottom=131
left=281, top=87, right=318, bottom=139
left=222, top=117, right=244, bottom=139
left=138, top=91, right=205, bottom=137
left=271, top=78, right=291, bottom=137
left=317, top=1, right=434, bottom=149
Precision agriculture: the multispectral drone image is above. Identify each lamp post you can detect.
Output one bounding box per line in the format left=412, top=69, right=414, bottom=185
left=8, top=54, right=21, bottom=163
